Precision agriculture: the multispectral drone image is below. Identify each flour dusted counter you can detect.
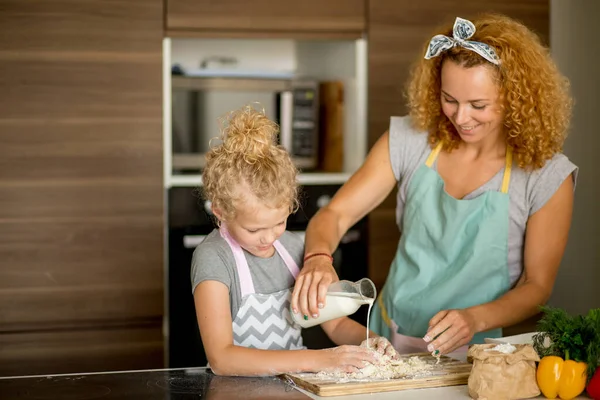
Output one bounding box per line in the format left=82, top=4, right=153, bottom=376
left=297, top=384, right=593, bottom=399
left=291, top=350, right=592, bottom=400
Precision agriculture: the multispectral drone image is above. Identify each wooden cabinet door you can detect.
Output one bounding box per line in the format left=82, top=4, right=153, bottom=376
left=166, top=0, right=366, bottom=38
left=0, top=324, right=164, bottom=377
left=367, top=0, right=549, bottom=289
left=0, top=0, right=164, bottom=375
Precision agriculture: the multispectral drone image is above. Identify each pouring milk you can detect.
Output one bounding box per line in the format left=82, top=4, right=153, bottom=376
left=291, top=278, right=377, bottom=345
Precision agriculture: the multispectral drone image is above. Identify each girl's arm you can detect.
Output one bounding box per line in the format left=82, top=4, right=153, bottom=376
left=425, top=174, right=575, bottom=354
left=194, top=280, right=377, bottom=376
left=320, top=317, right=399, bottom=358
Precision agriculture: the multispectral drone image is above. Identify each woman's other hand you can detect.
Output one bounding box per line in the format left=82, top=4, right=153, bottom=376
left=317, top=345, right=378, bottom=373
left=423, top=309, right=477, bottom=355
left=291, top=255, right=338, bottom=320
left=360, top=336, right=399, bottom=359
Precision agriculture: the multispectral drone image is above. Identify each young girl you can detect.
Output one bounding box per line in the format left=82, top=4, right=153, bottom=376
left=191, top=105, right=396, bottom=376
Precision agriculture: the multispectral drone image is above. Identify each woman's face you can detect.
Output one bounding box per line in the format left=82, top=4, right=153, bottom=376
left=440, top=60, right=504, bottom=145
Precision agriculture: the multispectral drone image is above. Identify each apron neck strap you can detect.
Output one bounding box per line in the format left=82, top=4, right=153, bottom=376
left=425, top=142, right=444, bottom=167
left=218, top=226, right=300, bottom=297
left=425, top=142, right=513, bottom=194
left=500, top=147, right=513, bottom=194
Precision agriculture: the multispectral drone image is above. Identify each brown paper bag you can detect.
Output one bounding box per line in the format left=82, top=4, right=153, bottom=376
left=467, top=343, right=540, bottom=400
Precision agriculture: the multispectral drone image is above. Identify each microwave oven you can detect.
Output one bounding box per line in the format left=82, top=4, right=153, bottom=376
left=171, top=75, right=320, bottom=172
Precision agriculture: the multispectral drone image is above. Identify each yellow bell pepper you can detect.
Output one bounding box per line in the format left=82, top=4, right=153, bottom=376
left=537, top=355, right=588, bottom=400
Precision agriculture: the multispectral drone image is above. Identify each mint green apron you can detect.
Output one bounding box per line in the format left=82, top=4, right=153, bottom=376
left=370, top=142, right=512, bottom=351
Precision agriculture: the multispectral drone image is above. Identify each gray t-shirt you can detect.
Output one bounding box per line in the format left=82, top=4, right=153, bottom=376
left=389, top=116, right=579, bottom=287
left=191, top=230, right=305, bottom=318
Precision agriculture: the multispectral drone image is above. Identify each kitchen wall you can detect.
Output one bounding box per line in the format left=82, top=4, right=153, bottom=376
left=549, top=0, right=600, bottom=315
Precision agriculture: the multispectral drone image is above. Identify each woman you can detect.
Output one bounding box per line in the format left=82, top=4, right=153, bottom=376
left=291, top=14, right=578, bottom=356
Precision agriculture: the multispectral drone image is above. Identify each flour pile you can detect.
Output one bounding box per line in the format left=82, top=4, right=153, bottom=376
left=315, top=351, right=434, bottom=382
left=484, top=343, right=517, bottom=354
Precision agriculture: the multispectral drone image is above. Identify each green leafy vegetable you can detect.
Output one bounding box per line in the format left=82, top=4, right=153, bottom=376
left=533, top=306, right=600, bottom=382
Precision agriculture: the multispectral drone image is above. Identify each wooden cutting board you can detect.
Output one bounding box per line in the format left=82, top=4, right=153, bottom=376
left=282, top=353, right=472, bottom=397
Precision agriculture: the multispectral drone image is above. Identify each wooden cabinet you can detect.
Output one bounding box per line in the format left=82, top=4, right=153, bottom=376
left=0, top=323, right=164, bottom=377
left=0, top=0, right=164, bottom=376
left=366, top=0, right=550, bottom=290
left=166, top=0, right=367, bottom=39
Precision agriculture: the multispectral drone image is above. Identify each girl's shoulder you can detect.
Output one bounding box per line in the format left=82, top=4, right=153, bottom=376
left=191, top=229, right=236, bottom=292
left=277, top=231, right=305, bottom=265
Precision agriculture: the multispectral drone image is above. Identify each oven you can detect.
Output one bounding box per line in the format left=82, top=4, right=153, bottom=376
left=166, top=185, right=370, bottom=368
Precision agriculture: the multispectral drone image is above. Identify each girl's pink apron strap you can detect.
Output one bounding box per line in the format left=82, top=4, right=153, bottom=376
left=219, top=227, right=255, bottom=298
left=273, top=240, right=300, bottom=278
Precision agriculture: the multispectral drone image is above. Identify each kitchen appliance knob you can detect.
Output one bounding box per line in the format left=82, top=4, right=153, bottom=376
left=317, top=195, right=331, bottom=208
left=204, top=200, right=213, bottom=215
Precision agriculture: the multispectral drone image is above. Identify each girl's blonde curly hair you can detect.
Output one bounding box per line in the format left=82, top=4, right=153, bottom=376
left=202, top=104, right=299, bottom=222
left=407, top=13, right=573, bottom=169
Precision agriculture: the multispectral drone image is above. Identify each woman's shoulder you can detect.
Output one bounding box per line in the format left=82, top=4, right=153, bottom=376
left=389, top=115, right=430, bottom=153
left=389, top=115, right=427, bottom=138
left=388, top=115, right=431, bottom=181
left=513, top=152, right=579, bottom=216
left=517, top=152, right=578, bottom=182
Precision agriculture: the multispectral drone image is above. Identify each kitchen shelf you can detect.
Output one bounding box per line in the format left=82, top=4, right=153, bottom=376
left=168, top=172, right=352, bottom=187
left=163, top=37, right=367, bottom=189
left=171, top=76, right=291, bottom=91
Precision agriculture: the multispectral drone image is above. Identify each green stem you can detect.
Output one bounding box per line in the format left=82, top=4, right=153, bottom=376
left=565, top=349, right=570, bottom=361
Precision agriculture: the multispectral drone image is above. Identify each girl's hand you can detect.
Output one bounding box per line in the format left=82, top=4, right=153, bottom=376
left=291, top=256, right=338, bottom=320
left=360, top=336, right=399, bottom=359
left=317, top=345, right=378, bottom=373
left=423, top=309, right=477, bottom=355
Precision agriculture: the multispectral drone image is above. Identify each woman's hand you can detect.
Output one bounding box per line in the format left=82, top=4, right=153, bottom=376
left=360, top=336, right=399, bottom=359
left=423, top=309, right=477, bottom=355
left=317, top=345, right=378, bottom=373
left=291, top=255, right=338, bottom=320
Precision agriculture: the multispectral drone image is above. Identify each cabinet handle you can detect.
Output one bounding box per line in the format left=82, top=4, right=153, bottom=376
left=183, top=235, right=207, bottom=249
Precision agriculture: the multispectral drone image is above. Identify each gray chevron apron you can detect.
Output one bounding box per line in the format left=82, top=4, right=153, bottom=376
left=220, top=227, right=305, bottom=350
left=369, top=142, right=512, bottom=353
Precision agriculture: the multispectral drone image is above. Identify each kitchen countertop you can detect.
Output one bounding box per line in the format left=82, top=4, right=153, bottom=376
left=0, top=351, right=591, bottom=400
left=0, top=367, right=309, bottom=400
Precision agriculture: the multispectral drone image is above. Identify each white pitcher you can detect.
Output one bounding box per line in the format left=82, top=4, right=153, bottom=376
left=291, top=278, right=376, bottom=328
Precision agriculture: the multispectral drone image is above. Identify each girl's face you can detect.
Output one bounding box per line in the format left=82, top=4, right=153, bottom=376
left=440, top=60, right=504, bottom=145
left=221, top=197, right=289, bottom=258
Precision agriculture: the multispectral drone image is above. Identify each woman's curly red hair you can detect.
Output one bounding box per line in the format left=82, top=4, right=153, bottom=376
left=407, top=13, right=573, bottom=169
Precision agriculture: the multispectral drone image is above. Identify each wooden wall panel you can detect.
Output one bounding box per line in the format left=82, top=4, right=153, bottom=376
left=166, top=0, right=366, bottom=37
left=0, top=0, right=161, bottom=53
left=0, top=0, right=164, bottom=375
left=0, top=220, right=163, bottom=328
left=0, top=322, right=163, bottom=376
left=367, top=0, right=549, bottom=285
left=0, top=185, right=161, bottom=219
left=0, top=61, right=161, bottom=119
left=0, top=121, right=161, bottom=181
